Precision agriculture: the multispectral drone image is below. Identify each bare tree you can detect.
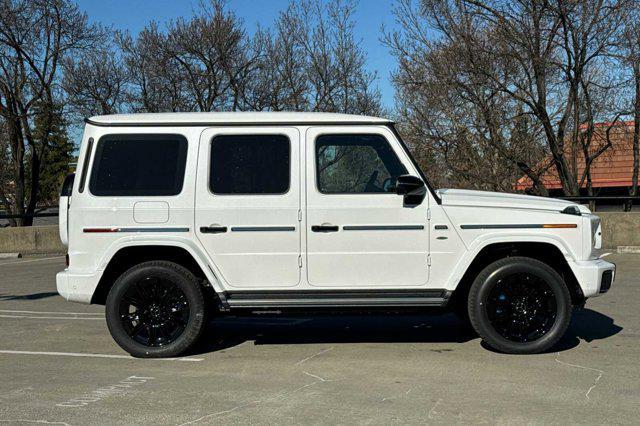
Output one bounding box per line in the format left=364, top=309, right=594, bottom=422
left=118, top=1, right=258, bottom=113
left=384, top=0, right=549, bottom=192
left=117, top=23, right=190, bottom=113
left=284, top=0, right=381, bottom=114
left=244, top=24, right=308, bottom=111
left=246, top=0, right=381, bottom=115
left=553, top=0, right=629, bottom=198
left=0, top=0, right=103, bottom=225
left=620, top=10, right=640, bottom=210
left=164, top=0, right=258, bottom=111
left=115, top=0, right=380, bottom=116
left=62, top=41, right=128, bottom=117
left=0, top=118, right=16, bottom=225
left=386, top=0, right=631, bottom=195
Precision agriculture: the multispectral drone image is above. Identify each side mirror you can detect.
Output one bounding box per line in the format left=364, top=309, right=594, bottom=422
left=395, top=174, right=426, bottom=206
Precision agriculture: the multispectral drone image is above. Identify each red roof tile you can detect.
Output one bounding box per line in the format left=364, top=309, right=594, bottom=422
left=516, top=121, right=638, bottom=190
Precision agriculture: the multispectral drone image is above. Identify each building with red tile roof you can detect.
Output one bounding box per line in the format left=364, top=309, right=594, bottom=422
left=516, top=121, right=638, bottom=195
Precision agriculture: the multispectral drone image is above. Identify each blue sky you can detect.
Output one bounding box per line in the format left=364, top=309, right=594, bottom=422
left=78, top=0, right=401, bottom=109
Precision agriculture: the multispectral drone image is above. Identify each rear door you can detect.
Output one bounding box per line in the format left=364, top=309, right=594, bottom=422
left=305, top=126, right=430, bottom=288
left=195, top=127, right=301, bottom=288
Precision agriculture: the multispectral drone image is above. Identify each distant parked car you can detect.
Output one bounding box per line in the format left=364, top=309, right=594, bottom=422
left=57, top=112, right=614, bottom=357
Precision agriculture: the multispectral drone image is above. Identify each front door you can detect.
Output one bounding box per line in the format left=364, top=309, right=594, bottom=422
left=195, top=127, right=301, bottom=288
left=305, top=126, right=430, bottom=287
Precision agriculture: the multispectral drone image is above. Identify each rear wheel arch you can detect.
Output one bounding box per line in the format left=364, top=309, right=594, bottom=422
left=450, top=242, right=584, bottom=315
left=91, top=245, right=220, bottom=305
left=105, top=260, right=206, bottom=357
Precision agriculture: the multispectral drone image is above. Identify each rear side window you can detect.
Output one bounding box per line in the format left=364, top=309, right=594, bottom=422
left=209, top=135, right=290, bottom=194
left=60, top=173, right=75, bottom=197
left=89, top=134, right=188, bottom=196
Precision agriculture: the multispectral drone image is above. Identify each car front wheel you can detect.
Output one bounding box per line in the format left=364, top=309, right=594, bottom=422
left=468, top=256, right=572, bottom=354
left=105, top=261, right=206, bottom=358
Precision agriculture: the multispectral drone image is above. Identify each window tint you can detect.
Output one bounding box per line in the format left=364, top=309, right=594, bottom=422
left=78, top=137, right=93, bottom=193
left=89, top=134, right=187, bottom=196
left=210, top=135, right=290, bottom=194
left=316, top=134, right=407, bottom=193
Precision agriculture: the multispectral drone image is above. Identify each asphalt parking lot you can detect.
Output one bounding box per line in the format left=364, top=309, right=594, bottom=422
left=0, top=254, right=637, bottom=425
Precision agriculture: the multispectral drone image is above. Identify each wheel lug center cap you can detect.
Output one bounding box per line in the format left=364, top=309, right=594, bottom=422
left=147, top=304, right=164, bottom=320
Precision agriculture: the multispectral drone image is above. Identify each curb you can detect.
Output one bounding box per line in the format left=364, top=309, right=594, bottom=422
left=0, top=252, right=22, bottom=259
left=617, top=246, right=640, bottom=254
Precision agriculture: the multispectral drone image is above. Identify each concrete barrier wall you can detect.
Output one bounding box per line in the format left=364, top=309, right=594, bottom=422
left=598, top=212, right=640, bottom=249
left=0, top=225, right=65, bottom=254
left=0, top=213, right=639, bottom=254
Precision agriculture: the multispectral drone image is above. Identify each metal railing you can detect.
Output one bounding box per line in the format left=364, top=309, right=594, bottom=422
left=0, top=212, right=58, bottom=219
left=557, top=196, right=640, bottom=202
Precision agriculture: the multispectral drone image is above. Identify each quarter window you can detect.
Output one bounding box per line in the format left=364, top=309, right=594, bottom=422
left=210, top=135, right=290, bottom=194
left=316, top=134, right=407, bottom=194
left=89, top=134, right=188, bottom=196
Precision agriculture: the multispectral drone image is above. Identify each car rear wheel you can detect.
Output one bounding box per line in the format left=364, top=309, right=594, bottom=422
left=468, top=257, right=572, bottom=354
left=106, top=261, right=206, bottom=358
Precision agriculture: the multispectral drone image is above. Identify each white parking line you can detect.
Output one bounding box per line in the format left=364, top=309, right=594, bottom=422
left=0, top=309, right=103, bottom=320
left=0, top=309, right=101, bottom=315
left=0, top=314, right=103, bottom=320
left=0, top=350, right=203, bottom=362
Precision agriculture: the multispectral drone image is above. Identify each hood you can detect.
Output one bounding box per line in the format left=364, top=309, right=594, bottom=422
left=436, top=188, right=590, bottom=214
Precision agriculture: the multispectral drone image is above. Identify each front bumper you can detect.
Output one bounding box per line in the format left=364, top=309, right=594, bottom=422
left=56, top=269, right=101, bottom=304
left=569, top=258, right=616, bottom=298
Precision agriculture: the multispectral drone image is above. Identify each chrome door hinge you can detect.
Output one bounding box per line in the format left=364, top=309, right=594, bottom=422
left=298, top=255, right=303, bottom=268
left=298, top=209, right=302, bottom=222
left=427, top=208, right=431, bottom=221
left=427, top=254, right=431, bottom=267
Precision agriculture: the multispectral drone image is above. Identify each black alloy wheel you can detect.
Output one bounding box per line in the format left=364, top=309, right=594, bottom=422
left=485, top=272, right=557, bottom=343
left=468, top=256, right=572, bottom=354
left=119, top=276, right=191, bottom=347
left=106, top=261, right=206, bottom=358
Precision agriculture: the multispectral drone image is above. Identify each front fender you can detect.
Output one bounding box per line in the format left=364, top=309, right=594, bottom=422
left=444, top=233, right=576, bottom=291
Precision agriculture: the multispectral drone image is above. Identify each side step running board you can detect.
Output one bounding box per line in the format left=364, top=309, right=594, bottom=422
left=222, top=289, right=451, bottom=309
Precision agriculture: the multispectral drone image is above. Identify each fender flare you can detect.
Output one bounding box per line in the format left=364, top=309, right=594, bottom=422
left=97, top=235, right=225, bottom=294
left=444, top=233, right=576, bottom=291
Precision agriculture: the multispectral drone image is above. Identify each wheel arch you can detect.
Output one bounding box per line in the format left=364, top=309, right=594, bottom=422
left=449, top=241, right=584, bottom=310
left=91, top=243, right=222, bottom=305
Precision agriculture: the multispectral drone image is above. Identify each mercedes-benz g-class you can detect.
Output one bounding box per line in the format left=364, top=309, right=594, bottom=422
left=57, top=112, right=615, bottom=357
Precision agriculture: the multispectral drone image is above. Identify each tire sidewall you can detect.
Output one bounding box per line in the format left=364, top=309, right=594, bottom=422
left=470, top=259, right=571, bottom=354
left=105, top=262, right=205, bottom=358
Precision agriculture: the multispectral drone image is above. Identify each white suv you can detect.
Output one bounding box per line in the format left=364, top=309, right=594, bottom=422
left=57, top=112, right=614, bottom=357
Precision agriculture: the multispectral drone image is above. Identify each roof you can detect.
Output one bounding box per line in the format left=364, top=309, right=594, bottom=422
left=516, top=121, right=639, bottom=190
left=86, top=112, right=392, bottom=127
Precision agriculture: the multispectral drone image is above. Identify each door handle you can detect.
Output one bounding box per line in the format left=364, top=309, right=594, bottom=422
left=311, top=224, right=339, bottom=233
left=200, top=225, right=228, bottom=234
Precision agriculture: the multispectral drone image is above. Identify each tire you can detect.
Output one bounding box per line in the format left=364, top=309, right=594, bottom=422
left=105, top=261, right=206, bottom=358
left=468, top=256, right=572, bottom=354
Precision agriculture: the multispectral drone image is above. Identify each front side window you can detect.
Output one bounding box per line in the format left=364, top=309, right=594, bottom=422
left=316, top=134, right=407, bottom=194
left=89, top=134, right=188, bottom=196
left=210, top=134, right=290, bottom=194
